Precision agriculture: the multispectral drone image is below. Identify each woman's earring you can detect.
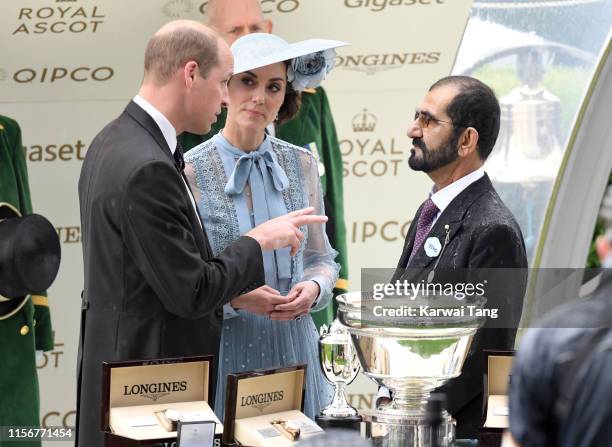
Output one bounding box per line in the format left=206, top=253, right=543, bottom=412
left=275, top=113, right=279, bottom=122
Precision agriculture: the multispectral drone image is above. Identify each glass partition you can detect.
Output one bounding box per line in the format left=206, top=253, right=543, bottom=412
left=453, top=0, right=612, bottom=264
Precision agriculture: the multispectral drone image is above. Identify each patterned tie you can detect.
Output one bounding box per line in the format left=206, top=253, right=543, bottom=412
left=173, top=141, right=185, bottom=173
left=408, top=198, right=439, bottom=264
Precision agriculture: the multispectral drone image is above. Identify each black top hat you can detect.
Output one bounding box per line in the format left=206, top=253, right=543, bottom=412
left=0, top=202, right=61, bottom=300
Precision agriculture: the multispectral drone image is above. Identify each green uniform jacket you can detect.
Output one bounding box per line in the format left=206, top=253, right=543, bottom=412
left=0, top=115, right=54, bottom=447
left=178, top=87, right=347, bottom=327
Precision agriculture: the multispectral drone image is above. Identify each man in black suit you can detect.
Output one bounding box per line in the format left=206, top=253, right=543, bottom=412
left=379, top=76, right=528, bottom=438
left=76, top=20, right=326, bottom=447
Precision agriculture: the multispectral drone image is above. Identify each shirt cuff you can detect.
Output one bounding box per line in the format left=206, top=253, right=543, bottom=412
left=223, top=303, right=240, bottom=320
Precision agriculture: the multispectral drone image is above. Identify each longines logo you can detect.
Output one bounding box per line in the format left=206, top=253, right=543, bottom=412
left=123, top=381, right=188, bottom=402
left=335, top=52, right=440, bottom=75
left=56, top=226, right=81, bottom=244
left=163, top=0, right=193, bottom=18
left=198, top=0, right=300, bottom=16
left=13, top=66, right=114, bottom=83
left=13, top=2, right=105, bottom=35
left=352, top=109, right=377, bottom=133
left=240, top=390, right=284, bottom=412
left=344, top=0, right=445, bottom=12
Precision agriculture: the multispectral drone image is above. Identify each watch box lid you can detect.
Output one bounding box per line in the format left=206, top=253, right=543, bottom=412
left=481, top=350, right=514, bottom=431
left=484, top=350, right=514, bottom=397
left=101, top=355, right=215, bottom=433
left=222, top=363, right=307, bottom=445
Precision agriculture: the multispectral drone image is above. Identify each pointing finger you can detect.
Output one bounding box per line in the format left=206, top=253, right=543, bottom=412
left=286, top=207, right=315, bottom=217
left=291, top=214, right=328, bottom=227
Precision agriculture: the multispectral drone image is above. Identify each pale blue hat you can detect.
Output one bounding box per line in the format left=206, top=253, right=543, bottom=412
left=230, top=33, right=349, bottom=91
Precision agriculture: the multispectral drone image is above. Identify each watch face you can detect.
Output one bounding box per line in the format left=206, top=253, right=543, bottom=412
left=177, top=421, right=216, bottom=447
left=285, top=420, right=300, bottom=431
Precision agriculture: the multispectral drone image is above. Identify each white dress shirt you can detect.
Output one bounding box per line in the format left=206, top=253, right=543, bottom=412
left=430, top=167, right=485, bottom=226
left=133, top=95, right=201, bottom=228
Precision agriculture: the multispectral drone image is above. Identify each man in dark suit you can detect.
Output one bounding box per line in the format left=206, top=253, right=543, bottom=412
left=76, top=20, right=326, bottom=447
left=379, top=76, right=528, bottom=438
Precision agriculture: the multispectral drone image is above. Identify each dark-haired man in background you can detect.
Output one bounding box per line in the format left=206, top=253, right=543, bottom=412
left=380, top=76, right=528, bottom=438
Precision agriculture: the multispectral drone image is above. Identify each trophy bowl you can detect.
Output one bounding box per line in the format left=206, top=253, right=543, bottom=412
left=337, top=291, right=485, bottom=426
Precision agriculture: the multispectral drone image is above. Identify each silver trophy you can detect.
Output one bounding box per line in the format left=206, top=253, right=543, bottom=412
left=337, top=291, right=485, bottom=446
left=316, top=319, right=362, bottom=429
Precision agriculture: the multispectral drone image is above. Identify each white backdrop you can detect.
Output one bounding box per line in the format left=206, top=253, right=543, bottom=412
left=0, top=0, right=473, bottom=443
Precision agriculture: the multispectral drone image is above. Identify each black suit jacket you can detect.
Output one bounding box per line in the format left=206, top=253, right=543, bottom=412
left=393, top=173, right=528, bottom=438
left=76, top=101, right=265, bottom=447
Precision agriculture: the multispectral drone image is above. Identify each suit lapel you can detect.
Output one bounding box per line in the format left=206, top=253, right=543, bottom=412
left=126, top=101, right=174, bottom=162
left=408, top=211, right=462, bottom=269
left=125, top=101, right=211, bottom=257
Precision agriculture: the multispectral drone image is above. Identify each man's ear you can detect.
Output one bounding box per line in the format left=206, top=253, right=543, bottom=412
left=264, top=19, right=273, bottom=33
left=458, top=127, right=479, bottom=158
left=184, top=61, right=198, bottom=87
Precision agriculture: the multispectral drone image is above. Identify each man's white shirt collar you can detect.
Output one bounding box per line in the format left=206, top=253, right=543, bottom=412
left=430, top=168, right=485, bottom=219
left=133, top=95, right=177, bottom=153
left=133, top=95, right=202, bottom=228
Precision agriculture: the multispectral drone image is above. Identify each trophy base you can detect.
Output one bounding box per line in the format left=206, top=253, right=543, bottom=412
left=315, top=414, right=362, bottom=431
left=360, top=410, right=455, bottom=447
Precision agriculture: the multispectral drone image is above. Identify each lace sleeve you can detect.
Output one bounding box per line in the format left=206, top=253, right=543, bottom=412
left=184, top=162, right=201, bottom=205
left=298, top=150, right=340, bottom=312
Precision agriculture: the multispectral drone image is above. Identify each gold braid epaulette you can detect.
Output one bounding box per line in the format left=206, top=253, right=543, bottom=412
left=31, top=295, right=49, bottom=307
left=335, top=278, right=349, bottom=290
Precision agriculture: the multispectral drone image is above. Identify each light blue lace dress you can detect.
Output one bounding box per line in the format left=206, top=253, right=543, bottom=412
left=184, top=132, right=337, bottom=420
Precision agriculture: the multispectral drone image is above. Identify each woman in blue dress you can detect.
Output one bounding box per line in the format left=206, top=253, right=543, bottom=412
left=184, top=33, right=346, bottom=419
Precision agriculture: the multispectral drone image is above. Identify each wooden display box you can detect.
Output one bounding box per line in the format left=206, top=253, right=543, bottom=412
left=222, top=364, right=324, bottom=446
left=102, top=355, right=222, bottom=446
left=478, top=350, right=514, bottom=447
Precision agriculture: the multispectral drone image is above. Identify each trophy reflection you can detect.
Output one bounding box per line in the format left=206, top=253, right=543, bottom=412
left=315, top=319, right=362, bottom=429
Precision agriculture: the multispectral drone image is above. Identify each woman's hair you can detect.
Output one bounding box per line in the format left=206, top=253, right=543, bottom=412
left=276, top=61, right=301, bottom=124
left=277, top=82, right=301, bottom=124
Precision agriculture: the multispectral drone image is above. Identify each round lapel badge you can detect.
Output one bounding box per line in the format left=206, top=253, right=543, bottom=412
left=424, top=236, right=442, bottom=258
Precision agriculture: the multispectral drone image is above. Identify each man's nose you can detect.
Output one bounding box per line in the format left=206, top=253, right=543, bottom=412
left=221, top=84, right=229, bottom=108
left=407, top=119, right=422, bottom=139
